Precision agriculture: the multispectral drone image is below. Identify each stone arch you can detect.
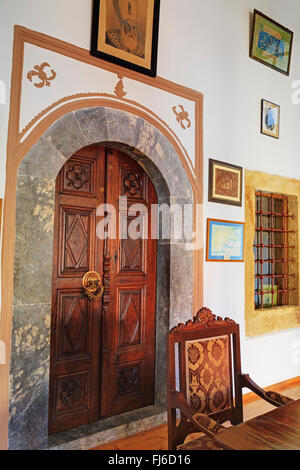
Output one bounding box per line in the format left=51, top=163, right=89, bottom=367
left=9, top=106, right=194, bottom=450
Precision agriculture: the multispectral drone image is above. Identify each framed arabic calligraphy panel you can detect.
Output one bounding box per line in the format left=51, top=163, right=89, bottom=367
left=208, top=159, right=243, bottom=207
left=250, top=10, right=293, bottom=76
left=90, top=0, right=161, bottom=77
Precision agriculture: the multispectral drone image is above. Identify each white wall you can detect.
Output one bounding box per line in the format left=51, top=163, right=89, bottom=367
left=0, top=0, right=300, bottom=386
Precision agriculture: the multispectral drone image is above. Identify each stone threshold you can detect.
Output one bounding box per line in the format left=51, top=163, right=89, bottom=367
left=47, top=405, right=167, bottom=450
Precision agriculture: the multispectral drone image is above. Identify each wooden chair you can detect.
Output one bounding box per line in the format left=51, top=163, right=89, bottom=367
left=166, top=307, right=294, bottom=450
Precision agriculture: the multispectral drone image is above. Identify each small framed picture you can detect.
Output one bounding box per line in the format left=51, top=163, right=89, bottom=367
left=208, top=159, right=243, bottom=207
left=206, top=219, right=245, bottom=262
left=250, top=9, right=293, bottom=76
left=90, top=0, right=161, bottom=77
left=261, top=99, right=280, bottom=139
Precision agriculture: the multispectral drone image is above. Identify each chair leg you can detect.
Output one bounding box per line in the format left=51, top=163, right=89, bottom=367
left=167, top=408, right=177, bottom=450
left=231, top=406, right=243, bottom=425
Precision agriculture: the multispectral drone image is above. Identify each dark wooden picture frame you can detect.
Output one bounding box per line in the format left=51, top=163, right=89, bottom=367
left=261, top=99, right=280, bottom=139
left=208, top=159, right=243, bottom=207
left=90, top=0, right=160, bottom=77
left=250, top=9, right=293, bottom=76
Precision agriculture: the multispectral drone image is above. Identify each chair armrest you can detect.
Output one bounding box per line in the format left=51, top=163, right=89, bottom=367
left=264, top=390, right=294, bottom=406
left=170, top=391, right=226, bottom=438
left=241, top=374, right=294, bottom=407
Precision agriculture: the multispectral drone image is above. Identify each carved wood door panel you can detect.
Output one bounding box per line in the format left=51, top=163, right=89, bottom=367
left=48, top=145, right=105, bottom=434
left=100, top=150, right=157, bottom=418
left=49, top=146, right=157, bottom=434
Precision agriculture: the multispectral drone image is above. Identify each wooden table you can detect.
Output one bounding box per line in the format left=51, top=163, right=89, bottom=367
left=214, top=399, right=300, bottom=450
left=180, top=399, right=300, bottom=450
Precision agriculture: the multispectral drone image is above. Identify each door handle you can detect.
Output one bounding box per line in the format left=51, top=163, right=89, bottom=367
left=82, top=271, right=105, bottom=301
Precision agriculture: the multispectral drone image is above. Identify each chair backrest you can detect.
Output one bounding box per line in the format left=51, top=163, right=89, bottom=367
left=167, top=307, right=243, bottom=425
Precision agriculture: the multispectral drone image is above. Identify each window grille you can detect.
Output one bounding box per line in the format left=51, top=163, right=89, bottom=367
left=254, top=191, right=296, bottom=309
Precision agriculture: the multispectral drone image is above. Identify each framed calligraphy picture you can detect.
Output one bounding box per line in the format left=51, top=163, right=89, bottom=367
left=208, top=159, right=243, bottom=207
left=250, top=10, right=293, bottom=76
left=90, top=0, right=161, bottom=77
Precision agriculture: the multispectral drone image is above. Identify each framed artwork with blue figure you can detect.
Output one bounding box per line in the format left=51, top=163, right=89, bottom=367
left=261, top=99, right=280, bottom=139
left=250, top=10, right=293, bottom=76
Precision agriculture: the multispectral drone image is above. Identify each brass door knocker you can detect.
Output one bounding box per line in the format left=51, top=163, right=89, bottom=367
left=82, top=271, right=105, bottom=301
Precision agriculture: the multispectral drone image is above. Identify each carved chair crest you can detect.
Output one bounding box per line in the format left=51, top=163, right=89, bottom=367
left=170, top=307, right=236, bottom=333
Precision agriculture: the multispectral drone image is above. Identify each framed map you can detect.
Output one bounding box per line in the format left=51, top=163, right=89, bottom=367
left=206, top=219, right=244, bottom=262
left=250, top=10, right=293, bottom=76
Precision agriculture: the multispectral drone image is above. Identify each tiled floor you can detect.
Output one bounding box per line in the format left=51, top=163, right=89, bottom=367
left=91, top=385, right=300, bottom=450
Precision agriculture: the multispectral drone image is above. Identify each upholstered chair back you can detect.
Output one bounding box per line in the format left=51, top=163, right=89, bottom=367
left=167, top=307, right=243, bottom=429
left=167, top=307, right=294, bottom=450
left=186, top=334, right=232, bottom=415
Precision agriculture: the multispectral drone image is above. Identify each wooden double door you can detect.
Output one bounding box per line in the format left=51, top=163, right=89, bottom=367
left=48, top=145, right=157, bottom=434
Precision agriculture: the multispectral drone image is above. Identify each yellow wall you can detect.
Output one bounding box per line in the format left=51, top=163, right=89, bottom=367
left=245, top=170, right=300, bottom=337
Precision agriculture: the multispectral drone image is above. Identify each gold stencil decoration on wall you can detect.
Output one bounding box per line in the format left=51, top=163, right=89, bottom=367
left=172, top=105, right=191, bottom=130
left=27, top=62, right=57, bottom=88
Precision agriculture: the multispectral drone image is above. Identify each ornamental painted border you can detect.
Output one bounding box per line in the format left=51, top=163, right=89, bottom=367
left=0, top=25, right=204, bottom=449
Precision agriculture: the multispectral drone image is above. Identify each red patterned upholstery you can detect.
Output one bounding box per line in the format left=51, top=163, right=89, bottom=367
left=186, top=335, right=232, bottom=415
left=178, top=435, right=225, bottom=450
left=193, top=413, right=226, bottom=434
left=167, top=308, right=294, bottom=450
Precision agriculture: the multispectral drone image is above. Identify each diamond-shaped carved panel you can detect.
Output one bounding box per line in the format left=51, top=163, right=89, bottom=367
left=120, top=216, right=144, bottom=273
left=121, top=237, right=142, bottom=271
left=61, top=208, right=90, bottom=274
left=118, top=291, right=142, bottom=348
left=67, top=217, right=87, bottom=264
left=57, top=292, right=90, bottom=359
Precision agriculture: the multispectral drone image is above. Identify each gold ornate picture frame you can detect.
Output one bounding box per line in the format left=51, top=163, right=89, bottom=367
left=90, top=0, right=161, bottom=77
left=208, top=159, right=243, bottom=207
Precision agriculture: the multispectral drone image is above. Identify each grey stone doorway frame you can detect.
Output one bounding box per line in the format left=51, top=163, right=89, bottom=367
left=9, top=106, right=194, bottom=449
